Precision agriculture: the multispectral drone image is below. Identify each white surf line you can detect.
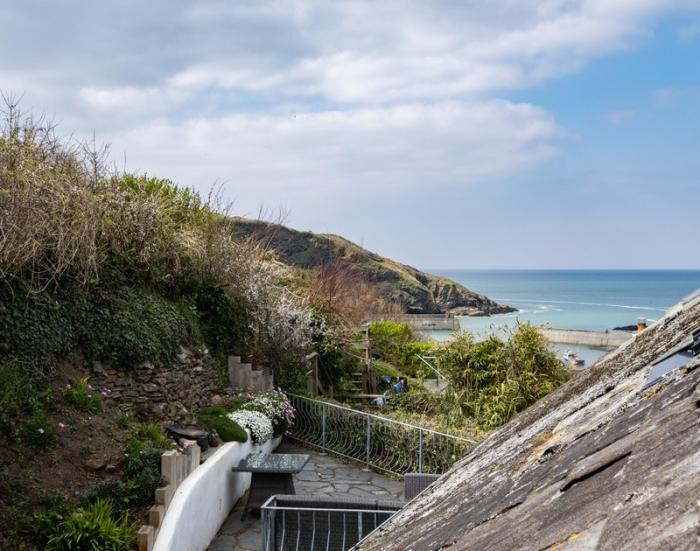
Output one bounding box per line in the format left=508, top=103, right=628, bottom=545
left=492, top=298, right=666, bottom=311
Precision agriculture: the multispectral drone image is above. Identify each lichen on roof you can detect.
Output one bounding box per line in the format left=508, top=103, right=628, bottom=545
left=357, top=291, right=700, bottom=551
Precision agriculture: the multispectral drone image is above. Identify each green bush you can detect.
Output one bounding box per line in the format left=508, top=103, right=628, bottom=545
left=122, top=424, right=171, bottom=475
left=0, top=283, right=75, bottom=365
left=118, top=425, right=169, bottom=508
left=435, top=324, right=570, bottom=429
left=64, top=378, right=102, bottom=413
left=79, top=480, right=130, bottom=512
left=186, top=282, right=250, bottom=360
left=197, top=414, right=248, bottom=443
left=368, top=321, right=435, bottom=376
left=373, top=359, right=400, bottom=377
left=46, top=499, right=135, bottom=551
left=197, top=405, right=229, bottom=417
left=126, top=465, right=165, bottom=507
left=34, top=491, right=74, bottom=547
left=0, top=360, right=37, bottom=435
left=22, top=409, right=57, bottom=449
left=74, top=285, right=195, bottom=368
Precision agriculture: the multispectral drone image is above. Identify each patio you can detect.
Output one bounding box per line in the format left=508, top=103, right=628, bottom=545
left=207, top=441, right=403, bottom=551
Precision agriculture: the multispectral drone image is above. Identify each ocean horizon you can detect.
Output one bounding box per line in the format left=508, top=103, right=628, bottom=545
left=426, top=269, right=700, bottom=364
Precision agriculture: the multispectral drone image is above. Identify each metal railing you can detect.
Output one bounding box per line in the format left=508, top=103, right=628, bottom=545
left=416, top=354, right=449, bottom=388
left=288, top=394, right=473, bottom=475
left=261, top=495, right=403, bottom=551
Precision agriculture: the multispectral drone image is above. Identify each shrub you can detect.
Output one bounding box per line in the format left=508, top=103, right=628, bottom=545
left=64, top=378, right=102, bottom=413
left=227, top=410, right=273, bottom=444
left=126, top=466, right=165, bottom=507
left=46, top=499, right=135, bottom=551
left=367, top=321, right=435, bottom=376
left=22, top=409, right=57, bottom=449
left=0, top=283, right=75, bottom=366
left=74, top=285, right=195, bottom=368
left=197, top=414, right=248, bottom=443
left=131, top=423, right=171, bottom=450
left=34, top=491, right=73, bottom=546
left=0, top=359, right=37, bottom=435
left=240, top=390, right=295, bottom=436
left=118, top=425, right=169, bottom=507
left=79, top=481, right=130, bottom=512
left=435, top=324, right=570, bottom=429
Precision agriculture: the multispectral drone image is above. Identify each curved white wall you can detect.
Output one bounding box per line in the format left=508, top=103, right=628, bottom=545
left=153, top=435, right=282, bottom=551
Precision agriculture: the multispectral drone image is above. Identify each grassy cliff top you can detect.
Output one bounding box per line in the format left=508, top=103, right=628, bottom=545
left=230, top=218, right=513, bottom=315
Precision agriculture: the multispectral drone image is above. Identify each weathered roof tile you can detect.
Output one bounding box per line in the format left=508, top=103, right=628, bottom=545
left=357, top=295, right=700, bottom=550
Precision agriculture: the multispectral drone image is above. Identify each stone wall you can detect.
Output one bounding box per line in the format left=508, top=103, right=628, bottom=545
left=91, top=347, right=219, bottom=418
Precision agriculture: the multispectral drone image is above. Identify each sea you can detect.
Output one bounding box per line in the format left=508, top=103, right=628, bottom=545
left=426, top=270, right=700, bottom=365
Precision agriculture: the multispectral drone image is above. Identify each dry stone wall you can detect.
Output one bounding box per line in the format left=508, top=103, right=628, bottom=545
left=91, top=347, right=219, bottom=418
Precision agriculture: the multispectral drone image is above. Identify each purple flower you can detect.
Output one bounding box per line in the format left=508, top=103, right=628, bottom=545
left=65, top=383, right=72, bottom=389
left=58, top=422, right=66, bottom=429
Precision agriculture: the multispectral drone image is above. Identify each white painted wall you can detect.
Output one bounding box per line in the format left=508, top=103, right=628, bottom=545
left=153, top=435, right=282, bottom=551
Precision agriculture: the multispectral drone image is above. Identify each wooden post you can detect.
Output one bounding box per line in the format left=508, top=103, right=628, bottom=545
left=161, top=450, right=178, bottom=486
left=137, top=525, right=154, bottom=551
left=148, top=505, right=165, bottom=532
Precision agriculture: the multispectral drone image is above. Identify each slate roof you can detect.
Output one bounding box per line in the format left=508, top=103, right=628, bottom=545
left=357, top=290, right=700, bottom=551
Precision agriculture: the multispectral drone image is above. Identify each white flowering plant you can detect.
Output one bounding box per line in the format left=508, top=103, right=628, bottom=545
left=240, top=389, right=295, bottom=436
left=227, top=410, right=273, bottom=444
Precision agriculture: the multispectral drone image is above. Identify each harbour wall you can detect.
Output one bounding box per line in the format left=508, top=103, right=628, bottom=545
left=396, top=315, right=459, bottom=331
left=539, top=328, right=632, bottom=348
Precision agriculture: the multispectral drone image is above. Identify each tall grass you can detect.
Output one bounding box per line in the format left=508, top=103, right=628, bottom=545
left=0, top=96, right=316, bottom=386
left=0, top=95, right=260, bottom=291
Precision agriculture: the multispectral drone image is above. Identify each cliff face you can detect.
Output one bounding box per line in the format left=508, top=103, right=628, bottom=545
left=230, top=219, right=514, bottom=315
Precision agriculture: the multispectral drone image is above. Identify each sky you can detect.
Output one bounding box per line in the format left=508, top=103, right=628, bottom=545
left=1, top=1, right=699, bottom=269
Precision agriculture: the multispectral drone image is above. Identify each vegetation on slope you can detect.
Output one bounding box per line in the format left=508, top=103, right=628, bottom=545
left=230, top=218, right=515, bottom=315
left=367, top=320, right=571, bottom=434
left=0, top=99, right=317, bottom=548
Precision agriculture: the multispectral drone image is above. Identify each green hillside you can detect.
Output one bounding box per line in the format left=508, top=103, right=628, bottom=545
left=230, top=218, right=514, bottom=315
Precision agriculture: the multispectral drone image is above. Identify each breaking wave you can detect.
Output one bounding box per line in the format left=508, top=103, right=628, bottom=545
left=494, top=298, right=665, bottom=312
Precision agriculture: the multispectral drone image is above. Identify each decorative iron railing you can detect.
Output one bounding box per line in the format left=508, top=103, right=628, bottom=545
left=288, top=394, right=473, bottom=475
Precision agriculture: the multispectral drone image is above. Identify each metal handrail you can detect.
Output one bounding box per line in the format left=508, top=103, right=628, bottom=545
left=415, top=354, right=449, bottom=386
left=288, top=393, right=471, bottom=442
left=288, top=394, right=473, bottom=476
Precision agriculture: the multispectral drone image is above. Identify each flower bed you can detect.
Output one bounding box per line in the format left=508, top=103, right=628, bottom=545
left=195, top=389, right=295, bottom=444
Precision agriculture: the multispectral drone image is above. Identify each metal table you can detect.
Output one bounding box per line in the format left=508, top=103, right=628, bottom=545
left=232, top=452, right=310, bottom=520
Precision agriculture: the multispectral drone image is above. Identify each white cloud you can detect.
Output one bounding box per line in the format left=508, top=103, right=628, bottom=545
left=151, top=0, right=693, bottom=103
left=107, top=100, right=562, bottom=200
left=79, top=86, right=177, bottom=112
left=2, top=0, right=697, bottom=202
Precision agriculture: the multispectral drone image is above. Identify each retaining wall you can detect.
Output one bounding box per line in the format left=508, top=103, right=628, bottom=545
left=152, top=435, right=282, bottom=551
left=91, top=347, right=216, bottom=418
left=539, top=328, right=632, bottom=348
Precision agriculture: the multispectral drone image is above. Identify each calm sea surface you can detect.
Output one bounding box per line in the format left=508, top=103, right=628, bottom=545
left=426, top=269, right=700, bottom=364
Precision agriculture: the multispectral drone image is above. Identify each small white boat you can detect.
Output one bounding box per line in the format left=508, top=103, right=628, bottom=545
left=563, top=350, right=585, bottom=367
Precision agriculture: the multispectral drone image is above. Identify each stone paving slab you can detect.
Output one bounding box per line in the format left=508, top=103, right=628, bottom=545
left=207, top=441, right=403, bottom=551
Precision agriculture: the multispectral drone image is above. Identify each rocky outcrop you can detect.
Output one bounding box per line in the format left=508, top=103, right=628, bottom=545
left=231, top=218, right=514, bottom=316
left=426, top=277, right=516, bottom=315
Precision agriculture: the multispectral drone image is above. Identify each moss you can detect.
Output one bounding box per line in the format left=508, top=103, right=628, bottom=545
left=197, top=414, right=248, bottom=443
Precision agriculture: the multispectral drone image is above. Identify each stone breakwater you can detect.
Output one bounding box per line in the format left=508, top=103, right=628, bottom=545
left=539, top=328, right=632, bottom=348
left=91, top=347, right=217, bottom=418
